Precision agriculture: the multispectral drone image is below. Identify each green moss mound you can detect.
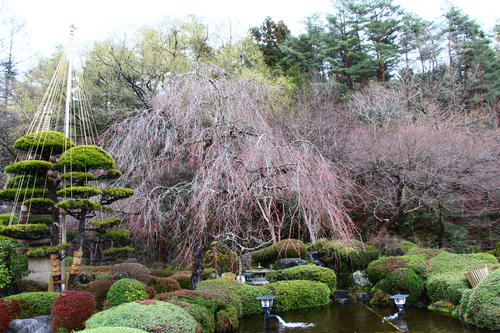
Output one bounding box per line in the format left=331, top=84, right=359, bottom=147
left=85, top=300, right=197, bottom=333
left=252, top=239, right=307, bottom=267
left=426, top=252, right=497, bottom=303
left=460, top=269, right=500, bottom=330
left=5, top=175, right=52, bottom=189
left=106, top=278, right=148, bottom=306
left=101, top=187, right=134, bottom=201
left=367, top=254, right=427, bottom=283
left=0, top=188, right=47, bottom=201
left=61, top=171, right=96, bottom=185
left=267, top=264, right=337, bottom=295
left=58, top=145, right=115, bottom=171
left=4, top=292, right=59, bottom=318
left=372, top=268, right=425, bottom=306
left=264, top=280, right=331, bottom=312
left=57, top=186, right=103, bottom=198
left=13, top=131, right=75, bottom=154
left=4, top=160, right=52, bottom=175
left=80, top=327, right=147, bottom=333
left=0, top=224, right=49, bottom=240
left=0, top=213, right=18, bottom=226
left=166, top=299, right=215, bottom=333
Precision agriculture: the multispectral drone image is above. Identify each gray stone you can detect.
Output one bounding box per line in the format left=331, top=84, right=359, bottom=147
left=352, top=270, right=372, bottom=287
left=9, top=316, right=51, bottom=333
left=274, top=258, right=309, bottom=270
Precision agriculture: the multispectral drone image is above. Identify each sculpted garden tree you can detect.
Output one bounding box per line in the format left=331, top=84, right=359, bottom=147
left=0, top=131, right=133, bottom=290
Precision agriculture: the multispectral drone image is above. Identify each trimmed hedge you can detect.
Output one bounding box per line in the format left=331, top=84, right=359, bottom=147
left=102, top=246, right=134, bottom=257
left=267, top=264, right=337, bottom=295
left=264, top=280, right=331, bottom=312
left=0, top=213, right=17, bottom=226
left=372, top=268, right=425, bottom=306
left=61, top=171, right=96, bottom=185
left=22, top=198, right=55, bottom=212
left=252, top=239, right=307, bottom=267
left=58, top=145, right=115, bottom=171
left=101, top=229, right=131, bottom=241
left=0, top=188, right=47, bottom=200
left=4, top=292, right=59, bottom=318
left=85, top=300, right=197, bottom=333
left=6, top=175, right=52, bottom=189
left=460, top=269, right=500, bottom=330
left=90, top=218, right=123, bottom=229
left=57, top=199, right=101, bottom=211
left=101, top=187, right=134, bottom=200
left=4, top=160, right=52, bottom=175
left=426, top=252, right=497, bottom=304
left=51, top=290, right=96, bottom=331
left=106, top=278, right=148, bottom=306
left=13, top=130, right=75, bottom=154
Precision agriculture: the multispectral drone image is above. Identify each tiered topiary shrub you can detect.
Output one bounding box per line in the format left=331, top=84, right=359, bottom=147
left=459, top=269, right=500, bottom=330
left=85, top=300, right=198, bottom=333
left=267, top=264, right=337, bottom=295
left=251, top=239, right=307, bottom=267
left=106, top=278, right=148, bottom=306
left=426, top=252, right=497, bottom=304
left=3, top=291, right=59, bottom=318
left=51, top=290, right=96, bottom=332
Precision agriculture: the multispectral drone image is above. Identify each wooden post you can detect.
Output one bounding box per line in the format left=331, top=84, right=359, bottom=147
left=50, top=254, right=62, bottom=292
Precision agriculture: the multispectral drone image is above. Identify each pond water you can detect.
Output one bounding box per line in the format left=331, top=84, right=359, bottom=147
left=236, top=302, right=493, bottom=333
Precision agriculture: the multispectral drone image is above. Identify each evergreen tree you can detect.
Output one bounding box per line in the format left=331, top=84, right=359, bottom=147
left=250, top=17, right=290, bottom=70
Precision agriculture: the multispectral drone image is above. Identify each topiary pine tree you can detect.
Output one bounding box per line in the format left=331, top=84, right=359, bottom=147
left=0, top=131, right=134, bottom=290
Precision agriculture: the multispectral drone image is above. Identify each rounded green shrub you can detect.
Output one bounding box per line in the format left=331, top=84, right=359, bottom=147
left=0, top=213, right=18, bottom=226
left=4, top=292, right=59, bottom=318
left=251, top=239, right=307, bottom=267
left=13, top=130, right=75, bottom=154
left=57, top=199, right=101, bottom=211
left=101, top=229, right=131, bottom=241
left=106, top=278, right=148, bottom=306
left=26, top=216, right=54, bottom=225
left=23, top=198, right=55, bottom=212
left=102, top=246, right=135, bottom=257
left=51, top=290, right=96, bottom=331
left=58, top=145, right=115, bottom=171
left=57, top=186, right=103, bottom=198
left=0, top=188, right=47, bottom=200
left=0, top=224, right=50, bottom=240
left=267, top=264, right=337, bottom=295
left=460, top=269, right=500, bottom=330
left=80, top=327, right=148, bottom=333
left=264, top=280, right=331, bottom=312
left=61, top=171, right=96, bottom=185
left=167, top=299, right=215, bottom=333
left=85, top=300, right=197, bottom=333
left=90, top=217, right=123, bottom=229
left=4, top=160, right=52, bottom=175
left=373, top=268, right=424, bottom=305
left=367, top=254, right=427, bottom=283
left=102, top=187, right=134, bottom=200
left=6, top=175, right=52, bottom=189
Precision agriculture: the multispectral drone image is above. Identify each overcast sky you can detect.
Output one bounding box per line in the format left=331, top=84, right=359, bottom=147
left=3, top=0, right=499, bottom=59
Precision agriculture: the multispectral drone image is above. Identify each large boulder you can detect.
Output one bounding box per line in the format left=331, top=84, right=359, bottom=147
left=274, top=258, right=309, bottom=270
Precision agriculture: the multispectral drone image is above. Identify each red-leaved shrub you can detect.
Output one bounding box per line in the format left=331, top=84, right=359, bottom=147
left=0, top=299, right=20, bottom=332
left=111, top=263, right=151, bottom=284
left=87, top=279, right=115, bottom=310
left=145, top=286, right=156, bottom=299
left=170, top=271, right=192, bottom=289
left=51, top=290, right=96, bottom=331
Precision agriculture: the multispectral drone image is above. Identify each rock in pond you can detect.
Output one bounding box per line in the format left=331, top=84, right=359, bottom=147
left=8, top=315, right=51, bottom=333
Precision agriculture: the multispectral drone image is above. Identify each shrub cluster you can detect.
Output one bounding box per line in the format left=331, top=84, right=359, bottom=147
left=0, top=299, right=20, bottom=331
left=80, top=327, right=148, bottom=333
left=267, top=264, right=337, bottom=295
left=148, top=277, right=181, bottom=294
left=51, top=290, right=96, bottom=332
left=252, top=239, right=307, bottom=267
left=4, top=292, right=59, bottom=318
left=87, top=280, right=115, bottom=310
left=264, top=280, right=331, bottom=312
left=106, top=278, right=148, bottom=306
left=170, top=271, right=192, bottom=289
left=85, top=300, right=197, bottom=333
left=366, top=253, right=426, bottom=283
left=111, top=263, right=151, bottom=284
left=372, top=268, right=425, bottom=306
left=0, top=224, right=50, bottom=240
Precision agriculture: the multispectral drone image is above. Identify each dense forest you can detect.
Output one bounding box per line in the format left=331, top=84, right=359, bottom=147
left=0, top=0, right=498, bottom=264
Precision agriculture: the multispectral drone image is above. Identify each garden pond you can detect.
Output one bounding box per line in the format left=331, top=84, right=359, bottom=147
left=237, top=302, right=493, bottom=333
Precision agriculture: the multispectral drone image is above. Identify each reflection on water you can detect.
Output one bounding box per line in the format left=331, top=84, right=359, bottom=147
left=236, top=302, right=492, bottom=333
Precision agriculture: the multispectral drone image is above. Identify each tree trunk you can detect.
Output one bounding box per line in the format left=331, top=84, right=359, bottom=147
left=191, top=243, right=207, bottom=290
